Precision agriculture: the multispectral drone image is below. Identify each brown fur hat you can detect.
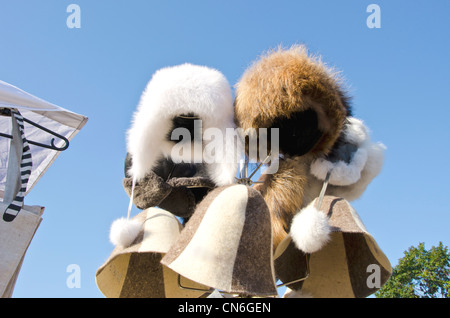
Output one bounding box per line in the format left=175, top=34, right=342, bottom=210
left=235, top=45, right=352, bottom=250
left=234, top=44, right=351, bottom=158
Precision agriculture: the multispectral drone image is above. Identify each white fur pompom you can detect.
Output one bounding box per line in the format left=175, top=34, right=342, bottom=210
left=109, top=217, right=142, bottom=248
left=290, top=203, right=331, bottom=254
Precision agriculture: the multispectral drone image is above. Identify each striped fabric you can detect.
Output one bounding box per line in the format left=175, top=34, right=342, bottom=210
left=3, top=110, right=32, bottom=222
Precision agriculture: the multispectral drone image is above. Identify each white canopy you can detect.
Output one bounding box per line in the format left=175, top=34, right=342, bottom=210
left=0, top=80, right=88, bottom=198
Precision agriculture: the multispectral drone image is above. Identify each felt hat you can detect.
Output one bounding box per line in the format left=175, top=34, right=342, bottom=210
left=274, top=196, right=392, bottom=298
left=161, top=184, right=278, bottom=297
left=250, top=115, right=386, bottom=251
left=122, top=157, right=216, bottom=219
left=96, top=207, right=208, bottom=298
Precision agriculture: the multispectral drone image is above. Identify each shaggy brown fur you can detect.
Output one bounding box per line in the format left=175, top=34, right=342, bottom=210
left=235, top=45, right=351, bottom=250
left=234, top=45, right=351, bottom=158
left=253, top=156, right=312, bottom=249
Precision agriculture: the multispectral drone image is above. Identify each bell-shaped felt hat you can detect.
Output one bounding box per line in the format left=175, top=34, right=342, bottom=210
left=275, top=196, right=392, bottom=298
left=96, top=207, right=207, bottom=298
left=161, top=184, right=278, bottom=296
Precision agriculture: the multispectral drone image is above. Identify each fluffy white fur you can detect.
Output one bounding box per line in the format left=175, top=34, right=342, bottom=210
left=326, top=141, right=385, bottom=201
left=127, top=63, right=239, bottom=186
left=343, top=117, right=369, bottom=145
left=290, top=202, right=331, bottom=254
left=109, top=217, right=142, bottom=248
left=311, top=147, right=368, bottom=186
left=310, top=117, right=385, bottom=187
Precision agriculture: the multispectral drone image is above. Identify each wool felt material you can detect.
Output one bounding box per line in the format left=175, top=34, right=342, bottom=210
left=274, top=196, right=392, bottom=298
left=161, top=184, right=277, bottom=296
left=96, top=207, right=208, bottom=298
left=105, top=46, right=389, bottom=299
left=122, top=172, right=215, bottom=219
left=122, top=160, right=216, bottom=219
left=236, top=45, right=387, bottom=259
left=122, top=171, right=172, bottom=211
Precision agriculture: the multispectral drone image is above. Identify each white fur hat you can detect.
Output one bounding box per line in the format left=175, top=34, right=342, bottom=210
left=127, top=63, right=240, bottom=186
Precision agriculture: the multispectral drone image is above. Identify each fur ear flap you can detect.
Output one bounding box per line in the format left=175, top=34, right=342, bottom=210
left=289, top=201, right=331, bottom=254
left=310, top=117, right=385, bottom=188
left=325, top=141, right=385, bottom=201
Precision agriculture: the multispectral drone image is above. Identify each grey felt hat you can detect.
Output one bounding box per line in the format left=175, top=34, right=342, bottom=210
left=274, top=196, right=392, bottom=298
left=161, top=184, right=278, bottom=297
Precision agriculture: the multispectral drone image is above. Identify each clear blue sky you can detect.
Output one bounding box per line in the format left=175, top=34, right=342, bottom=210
left=1, top=1, right=449, bottom=298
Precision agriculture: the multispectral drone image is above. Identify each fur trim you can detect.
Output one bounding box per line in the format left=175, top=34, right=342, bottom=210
left=109, top=217, right=142, bottom=248
left=289, top=201, right=331, bottom=254
left=253, top=156, right=311, bottom=250
left=310, top=146, right=368, bottom=186
left=326, top=141, right=385, bottom=200
left=234, top=44, right=351, bottom=157
left=122, top=171, right=172, bottom=210
left=310, top=117, right=385, bottom=188
left=343, top=117, right=369, bottom=145
left=127, top=63, right=238, bottom=186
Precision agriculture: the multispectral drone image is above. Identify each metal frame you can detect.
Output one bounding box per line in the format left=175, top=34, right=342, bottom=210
left=0, top=107, right=69, bottom=151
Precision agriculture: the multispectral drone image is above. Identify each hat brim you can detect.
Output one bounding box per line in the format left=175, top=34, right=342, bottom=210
left=274, top=196, right=392, bottom=298
left=96, top=208, right=207, bottom=298
left=162, top=185, right=278, bottom=296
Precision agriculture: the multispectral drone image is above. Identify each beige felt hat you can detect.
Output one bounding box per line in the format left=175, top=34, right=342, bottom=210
left=96, top=207, right=207, bottom=298
left=274, top=196, right=392, bottom=298
left=161, top=184, right=278, bottom=297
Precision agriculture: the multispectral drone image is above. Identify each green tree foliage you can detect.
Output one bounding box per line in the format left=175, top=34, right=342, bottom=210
left=376, top=242, right=450, bottom=298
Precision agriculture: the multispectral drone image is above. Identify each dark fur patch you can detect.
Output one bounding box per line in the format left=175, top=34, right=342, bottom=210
left=124, top=154, right=198, bottom=180
left=268, top=109, right=323, bottom=157
left=167, top=113, right=199, bottom=143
